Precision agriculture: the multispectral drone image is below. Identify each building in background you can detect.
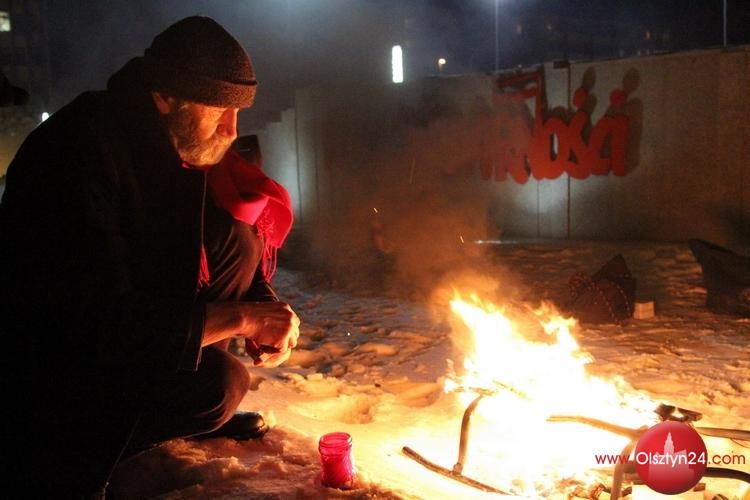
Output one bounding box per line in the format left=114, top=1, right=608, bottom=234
left=0, top=0, right=52, bottom=178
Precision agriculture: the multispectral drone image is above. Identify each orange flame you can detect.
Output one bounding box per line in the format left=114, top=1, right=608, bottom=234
left=444, top=292, right=656, bottom=495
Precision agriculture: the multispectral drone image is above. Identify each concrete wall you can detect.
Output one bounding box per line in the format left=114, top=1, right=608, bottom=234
left=567, top=49, right=750, bottom=243
left=255, top=47, right=750, bottom=249
left=257, top=108, right=301, bottom=218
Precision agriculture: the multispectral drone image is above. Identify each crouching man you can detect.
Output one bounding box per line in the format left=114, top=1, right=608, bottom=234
left=0, top=16, right=299, bottom=498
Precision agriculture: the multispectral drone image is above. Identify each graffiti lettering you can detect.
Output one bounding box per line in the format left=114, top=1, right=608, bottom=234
left=487, top=71, right=630, bottom=183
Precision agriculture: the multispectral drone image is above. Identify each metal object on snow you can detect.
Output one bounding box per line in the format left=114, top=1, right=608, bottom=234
left=548, top=406, right=750, bottom=499
left=403, top=396, right=749, bottom=498
left=402, top=392, right=511, bottom=495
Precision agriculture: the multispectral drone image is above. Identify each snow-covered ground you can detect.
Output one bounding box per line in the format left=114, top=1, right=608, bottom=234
left=108, top=241, right=750, bottom=499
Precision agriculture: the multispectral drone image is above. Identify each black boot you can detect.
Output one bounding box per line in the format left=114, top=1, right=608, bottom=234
left=194, top=411, right=270, bottom=441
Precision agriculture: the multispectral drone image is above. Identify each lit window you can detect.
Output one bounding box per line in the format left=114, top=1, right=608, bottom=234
left=391, top=45, right=403, bottom=83
left=0, top=11, right=10, bottom=32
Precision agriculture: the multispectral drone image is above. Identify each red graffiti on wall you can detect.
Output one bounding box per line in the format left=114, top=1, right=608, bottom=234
left=489, top=71, right=629, bottom=183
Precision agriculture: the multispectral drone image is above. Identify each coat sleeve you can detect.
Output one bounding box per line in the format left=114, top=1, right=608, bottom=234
left=242, top=267, right=280, bottom=303
left=0, top=100, right=203, bottom=380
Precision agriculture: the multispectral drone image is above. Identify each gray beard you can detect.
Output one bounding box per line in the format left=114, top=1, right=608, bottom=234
left=166, top=106, right=234, bottom=166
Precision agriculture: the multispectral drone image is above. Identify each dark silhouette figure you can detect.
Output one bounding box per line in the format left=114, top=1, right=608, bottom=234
left=689, top=239, right=750, bottom=317
left=0, top=70, right=29, bottom=107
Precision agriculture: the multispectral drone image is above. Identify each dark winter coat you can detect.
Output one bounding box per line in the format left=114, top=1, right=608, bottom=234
left=0, top=59, right=208, bottom=400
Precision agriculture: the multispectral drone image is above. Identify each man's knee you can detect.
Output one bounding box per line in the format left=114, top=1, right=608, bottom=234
left=213, top=347, right=251, bottom=404
left=200, top=347, right=251, bottom=430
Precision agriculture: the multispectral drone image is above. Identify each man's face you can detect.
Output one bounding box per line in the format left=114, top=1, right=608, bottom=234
left=162, top=99, right=239, bottom=167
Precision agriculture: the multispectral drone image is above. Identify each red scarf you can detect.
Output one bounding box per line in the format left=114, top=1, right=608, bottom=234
left=198, top=149, right=293, bottom=287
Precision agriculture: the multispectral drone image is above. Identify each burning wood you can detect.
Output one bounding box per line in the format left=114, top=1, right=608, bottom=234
left=401, top=292, right=749, bottom=498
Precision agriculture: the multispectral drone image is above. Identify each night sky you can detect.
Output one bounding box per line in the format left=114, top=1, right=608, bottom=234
left=43, top=0, right=750, bottom=130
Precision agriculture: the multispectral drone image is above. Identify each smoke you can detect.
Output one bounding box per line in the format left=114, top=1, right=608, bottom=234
left=302, top=170, right=528, bottom=312
left=295, top=75, right=529, bottom=306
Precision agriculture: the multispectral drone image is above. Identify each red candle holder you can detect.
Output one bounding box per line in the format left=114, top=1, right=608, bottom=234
left=319, top=432, right=356, bottom=489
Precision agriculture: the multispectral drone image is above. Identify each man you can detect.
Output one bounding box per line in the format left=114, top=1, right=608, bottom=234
left=0, top=16, right=299, bottom=497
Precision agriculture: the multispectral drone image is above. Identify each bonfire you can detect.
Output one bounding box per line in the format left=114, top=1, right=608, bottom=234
left=402, top=292, right=747, bottom=498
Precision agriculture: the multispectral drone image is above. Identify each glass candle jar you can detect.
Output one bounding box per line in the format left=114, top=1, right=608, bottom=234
left=318, top=432, right=356, bottom=489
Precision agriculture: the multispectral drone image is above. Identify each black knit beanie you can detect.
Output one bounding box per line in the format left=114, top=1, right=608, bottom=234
left=143, top=16, right=257, bottom=108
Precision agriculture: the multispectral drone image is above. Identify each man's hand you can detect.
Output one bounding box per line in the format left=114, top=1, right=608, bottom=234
left=244, top=339, right=292, bottom=367
left=204, top=302, right=300, bottom=367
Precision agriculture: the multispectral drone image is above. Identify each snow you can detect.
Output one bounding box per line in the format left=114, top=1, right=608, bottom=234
left=108, top=241, right=750, bottom=499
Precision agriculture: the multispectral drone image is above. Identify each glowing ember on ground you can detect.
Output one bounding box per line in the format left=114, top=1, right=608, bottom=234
left=443, top=292, right=658, bottom=496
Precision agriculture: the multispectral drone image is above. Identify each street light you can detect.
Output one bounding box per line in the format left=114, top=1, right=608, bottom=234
left=391, top=45, right=403, bottom=83
left=494, top=0, right=499, bottom=72
left=723, top=0, right=727, bottom=47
